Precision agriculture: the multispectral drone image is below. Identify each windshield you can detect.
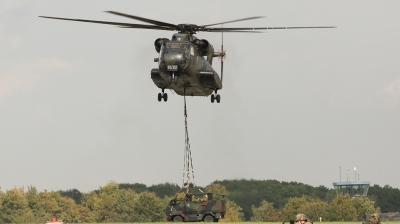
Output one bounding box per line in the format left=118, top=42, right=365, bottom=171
left=166, top=42, right=189, bottom=49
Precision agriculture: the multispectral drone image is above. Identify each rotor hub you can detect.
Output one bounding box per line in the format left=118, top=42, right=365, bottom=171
left=177, top=24, right=198, bottom=33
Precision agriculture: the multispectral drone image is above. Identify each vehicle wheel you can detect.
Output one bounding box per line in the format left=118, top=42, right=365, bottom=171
left=173, top=216, right=183, bottom=222
left=163, top=92, right=168, bottom=102
left=216, top=94, right=221, bottom=103
left=203, top=215, right=214, bottom=222
left=158, top=93, right=162, bottom=102
left=211, top=94, right=215, bottom=103
left=174, top=75, right=178, bottom=84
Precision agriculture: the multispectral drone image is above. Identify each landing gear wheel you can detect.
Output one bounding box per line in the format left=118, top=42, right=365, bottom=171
left=211, top=94, right=215, bottom=103
left=174, top=75, right=178, bottom=84
left=169, top=75, right=172, bottom=84
left=163, top=93, right=168, bottom=102
left=203, top=215, right=214, bottom=222
left=173, top=216, right=183, bottom=222
left=216, top=94, right=221, bottom=103
left=158, top=93, right=162, bottom=102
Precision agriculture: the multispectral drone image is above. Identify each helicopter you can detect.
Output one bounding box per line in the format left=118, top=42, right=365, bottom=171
left=39, top=11, right=335, bottom=103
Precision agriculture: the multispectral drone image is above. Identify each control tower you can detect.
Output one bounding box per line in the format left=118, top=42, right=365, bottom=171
left=332, top=181, right=371, bottom=197
left=333, top=167, right=372, bottom=198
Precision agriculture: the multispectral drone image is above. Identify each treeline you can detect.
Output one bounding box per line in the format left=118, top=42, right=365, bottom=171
left=250, top=194, right=378, bottom=221
left=0, top=179, right=398, bottom=223
left=369, top=184, right=400, bottom=213
left=213, top=179, right=336, bottom=219
left=0, top=181, right=166, bottom=223
left=215, top=180, right=400, bottom=220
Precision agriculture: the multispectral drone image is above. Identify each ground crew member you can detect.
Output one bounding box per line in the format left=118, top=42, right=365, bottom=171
left=363, top=213, right=380, bottom=224
left=296, top=214, right=312, bottom=224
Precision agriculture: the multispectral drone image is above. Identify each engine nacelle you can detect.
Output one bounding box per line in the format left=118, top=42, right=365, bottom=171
left=154, top=38, right=169, bottom=53
left=196, top=39, right=210, bottom=56
left=193, top=39, right=214, bottom=65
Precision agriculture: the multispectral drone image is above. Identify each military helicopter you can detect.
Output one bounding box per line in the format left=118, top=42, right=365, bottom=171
left=39, top=11, right=335, bottom=103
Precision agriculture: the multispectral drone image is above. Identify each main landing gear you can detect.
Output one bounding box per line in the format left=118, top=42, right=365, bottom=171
left=158, top=88, right=168, bottom=102
left=210, top=90, right=221, bottom=103
left=169, top=72, right=178, bottom=85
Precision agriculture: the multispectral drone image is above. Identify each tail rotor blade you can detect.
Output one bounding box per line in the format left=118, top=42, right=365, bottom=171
left=220, top=27, right=225, bottom=85
left=221, top=40, right=224, bottom=84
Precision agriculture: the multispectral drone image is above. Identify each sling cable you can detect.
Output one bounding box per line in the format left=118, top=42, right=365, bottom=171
left=182, top=87, right=196, bottom=193
left=168, top=88, right=202, bottom=216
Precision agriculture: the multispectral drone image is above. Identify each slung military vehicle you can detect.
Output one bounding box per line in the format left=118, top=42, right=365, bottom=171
left=166, top=192, right=226, bottom=222
left=39, top=11, right=335, bottom=103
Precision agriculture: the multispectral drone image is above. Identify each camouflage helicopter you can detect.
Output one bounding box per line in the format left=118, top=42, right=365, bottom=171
left=39, top=11, right=335, bottom=103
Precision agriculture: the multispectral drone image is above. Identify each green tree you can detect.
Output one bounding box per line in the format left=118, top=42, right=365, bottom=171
left=97, top=196, right=117, bottom=222
left=76, top=204, right=94, bottom=223
left=98, top=181, right=120, bottom=222
left=221, top=201, right=244, bottom=222
left=26, top=186, right=45, bottom=222
left=148, top=182, right=180, bottom=198
left=81, top=191, right=103, bottom=222
left=36, top=190, right=63, bottom=218
left=0, top=187, right=34, bottom=223
left=280, top=196, right=310, bottom=220
left=132, top=191, right=165, bottom=222
left=324, top=189, right=337, bottom=202
left=369, top=184, right=400, bottom=212
left=251, top=200, right=281, bottom=221
left=213, top=179, right=332, bottom=220
left=81, top=180, right=120, bottom=222
left=26, top=188, right=80, bottom=223
left=0, top=189, right=2, bottom=218
left=99, top=180, right=119, bottom=198
left=119, top=183, right=148, bottom=193
left=56, top=196, right=80, bottom=222
left=328, top=194, right=357, bottom=221
left=114, top=189, right=138, bottom=222
left=58, top=189, right=83, bottom=204
left=299, top=198, right=329, bottom=221
left=352, top=196, right=380, bottom=219
left=205, top=183, right=228, bottom=195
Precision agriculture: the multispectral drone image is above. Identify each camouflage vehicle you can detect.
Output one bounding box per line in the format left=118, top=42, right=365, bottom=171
left=165, top=192, right=226, bottom=222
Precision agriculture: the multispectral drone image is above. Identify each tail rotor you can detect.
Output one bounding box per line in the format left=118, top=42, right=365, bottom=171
left=220, top=26, right=226, bottom=85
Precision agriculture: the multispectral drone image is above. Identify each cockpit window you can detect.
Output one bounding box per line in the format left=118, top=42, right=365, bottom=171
left=167, top=43, right=189, bottom=49
left=172, top=34, right=191, bottom=41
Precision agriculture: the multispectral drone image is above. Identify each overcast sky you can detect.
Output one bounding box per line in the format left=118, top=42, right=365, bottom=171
left=1, top=1, right=399, bottom=193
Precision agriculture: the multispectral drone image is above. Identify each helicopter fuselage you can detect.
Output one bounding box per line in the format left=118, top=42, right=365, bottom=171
left=38, top=11, right=335, bottom=103
left=151, top=33, right=222, bottom=96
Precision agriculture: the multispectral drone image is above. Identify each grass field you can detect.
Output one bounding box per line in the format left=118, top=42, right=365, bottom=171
left=70, top=222, right=400, bottom=224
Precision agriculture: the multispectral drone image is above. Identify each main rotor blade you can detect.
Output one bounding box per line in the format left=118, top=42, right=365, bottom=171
left=200, top=16, right=265, bottom=27
left=206, top=30, right=264, bottom=33
left=204, top=26, right=336, bottom=32
left=39, top=16, right=173, bottom=30
left=106, top=11, right=180, bottom=30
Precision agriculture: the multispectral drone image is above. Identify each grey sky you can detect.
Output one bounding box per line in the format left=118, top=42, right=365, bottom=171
left=1, top=0, right=399, bottom=193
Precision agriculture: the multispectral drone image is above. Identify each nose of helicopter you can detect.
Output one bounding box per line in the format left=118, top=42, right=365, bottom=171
left=163, top=48, right=190, bottom=71
left=164, top=49, right=184, bottom=65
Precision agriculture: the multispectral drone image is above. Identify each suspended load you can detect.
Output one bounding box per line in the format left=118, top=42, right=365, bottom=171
left=165, top=92, right=226, bottom=222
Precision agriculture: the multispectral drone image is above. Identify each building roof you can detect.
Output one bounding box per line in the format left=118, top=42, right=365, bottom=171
left=332, top=181, right=370, bottom=186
